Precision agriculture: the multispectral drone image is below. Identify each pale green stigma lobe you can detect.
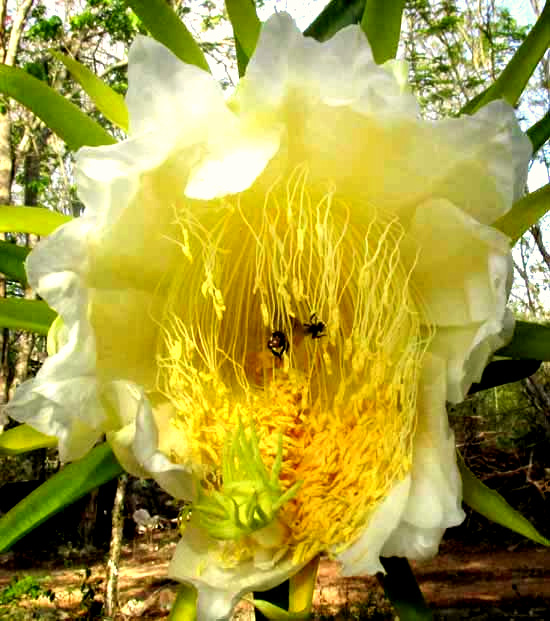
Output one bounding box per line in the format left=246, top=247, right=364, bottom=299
left=193, top=421, right=302, bottom=541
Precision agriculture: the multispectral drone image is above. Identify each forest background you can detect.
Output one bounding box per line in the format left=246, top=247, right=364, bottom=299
left=0, top=0, right=549, bottom=619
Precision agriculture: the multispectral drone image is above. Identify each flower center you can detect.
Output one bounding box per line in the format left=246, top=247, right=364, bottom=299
left=156, top=165, right=432, bottom=564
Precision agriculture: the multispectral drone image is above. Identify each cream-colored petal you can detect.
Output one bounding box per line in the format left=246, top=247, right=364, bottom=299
left=429, top=100, right=532, bottom=223
left=7, top=221, right=104, bottom=462
left=338, top=476, right=411, bottom=576
left=7, top=377, right=103, bottom=463
left=408, top=198, right=511, bottom=327
left=133, top=397, right=194, bottom=500
left=382, top=354, right=464, bottom=560
left=126, top=35, right=226, bottom=138
left=89, top=287, right=161, bottom=390
left=169, top=525, right=306, bottom=621
left=430, top=310, right=514, bottom=404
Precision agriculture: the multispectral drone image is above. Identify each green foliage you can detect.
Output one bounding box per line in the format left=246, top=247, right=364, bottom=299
left=0, top=298, right=56, bottom=335
left=0, top=206, right=71, bottom=236
left=0, top=575, right=54, bottom=606
left=495, top=185, right=550, bottom=246
left=0, top=424, right=57, bottom=455
left=23, top=61, right=48, bottom=82
left=304, top=0, right=365, bottom=42
left=378, top=557, right=433, bottom=621
left=458, top=451, right=550, bottom=546
left=404, top=0, right=529, bottom=117
left=497, top=320, right=550, bottom=361
left=125, top=0, right=210, bottom=72
left=0, top=443, right=123, bottom=553
left=70, top=0, right=142, bottom=44
left=0, top=240, right=29, bottom=286
left=53, top=52, right=129, bottom=131
left=28, top=16, right=63, bottom=41
left=361, top=0, right=406, bottom=64
left=0, top=64, right=115, bottom=149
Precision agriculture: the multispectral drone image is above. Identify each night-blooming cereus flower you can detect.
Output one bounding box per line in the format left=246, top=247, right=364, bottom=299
left=9, top=12, right=531, bottom=621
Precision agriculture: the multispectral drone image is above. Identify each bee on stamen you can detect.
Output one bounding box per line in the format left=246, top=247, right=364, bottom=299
left=304, top=313, right=326, bottom=340
left=267, top=330, right=289, bottom=359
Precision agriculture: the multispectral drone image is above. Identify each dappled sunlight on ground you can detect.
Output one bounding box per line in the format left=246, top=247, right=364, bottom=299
left=1, top=533, right=550, bottom=619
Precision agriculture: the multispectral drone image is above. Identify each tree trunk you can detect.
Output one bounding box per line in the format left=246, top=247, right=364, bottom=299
left=104, top=474, right=128, bottom=619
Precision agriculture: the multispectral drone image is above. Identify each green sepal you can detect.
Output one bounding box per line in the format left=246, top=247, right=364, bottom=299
left=289, top=556, right=320, bottom=614
left=0, top=443, right=124, bottom=553
left=0, top=297, right=56, bottom=335
left=0, top=424, right=57, bottom=455
left=169, top=584, right=197, bottom=621
left=234, top=34, right=249, bottom=77
left=225, top=0, right=261, bottom=63
left=304, top=0, right=365, bottom=42
left=0, top=240, right=29, bottom=285
left=378, top=557, right=433, bottom=621
left=461, top=2, right=550, bottom=113
left=52, top=52, right=129, bottom=132
left=458, top=451, right=550, bottom=547
left=254, top=557, right=319, bottom=620
left=125, top=0, right=210, bottom=73
left=253, top=599, right=309, bottom=620
left=527, top=108, right=550, bottom=154
left=494, top=184, right=550, bottom=244
left=496, top=320, right=550, bottom=360
left=468, top=359, right=541, bottom=394
left=254, top=580, right=289, bottom=620
left=0, top=206, right=71, bottom=236
left=360, top=0, right=406, bottom=64
left=0, top=64, right=115, bottom=149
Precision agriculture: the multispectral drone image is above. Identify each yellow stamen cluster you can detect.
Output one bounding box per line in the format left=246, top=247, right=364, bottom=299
left=155, top=164, right=432, bottom=566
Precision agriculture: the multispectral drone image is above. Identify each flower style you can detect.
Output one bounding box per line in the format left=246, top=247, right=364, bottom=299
left=9, top=12, right=531, bottom=620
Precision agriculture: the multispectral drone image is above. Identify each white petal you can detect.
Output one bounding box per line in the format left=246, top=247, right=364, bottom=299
left=338, top=476, right=411, bottom=575
left=126, top=35, right=226, bottom=138
left=133, top=397, right=194, bottom=499
left=407, top=198, right=511, bottom=327
left=169, top=525, right=305, bottom=621
left=7, top=221, right=103, bottom=462
left=382, top=354, right=464, bottom=560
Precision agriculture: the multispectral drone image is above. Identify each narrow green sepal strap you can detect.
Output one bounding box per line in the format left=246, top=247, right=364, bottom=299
left=253, top=599, right=310, bottom=620
left=361, top=0, right=406, bottom=64
left=0, top=297, right=56, bottom=335
left=496, top=320, right=550, bottom=361
left=52, top=52, right=129, bottom=132
left=0, top=424, right=57, bottom=455
left=0, top=443, right=124, bottom=552
left=254, top=581, right=289, bottom=621
left=289, top=556, right=320, bottom=614
left=304, top=0, right=365, bottom=42
left=0, top=206, right=72, bottom=236
left=379, top=556, right=433, bottom=621
left=225, top=0, right=261, bottom=62
left=169, top=584, right=197, bottom=621
left=468, top=359, right=541, bottom=394
left=494, top=184, right=550, bottom=245
left=254, top=557, right=319, bottom=620
left=125, top=0, right=210, bottom=73
left=458, top=451, right=550, bottom=546
left=527, top=108, right=550, bottom=154
left=0, top=64, right=115, bottom=149
left=0, top=240, right=29, bottom=285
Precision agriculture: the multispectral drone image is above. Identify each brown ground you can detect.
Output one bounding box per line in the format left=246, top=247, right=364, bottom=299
left=1, top=533, right=549, bottom=619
